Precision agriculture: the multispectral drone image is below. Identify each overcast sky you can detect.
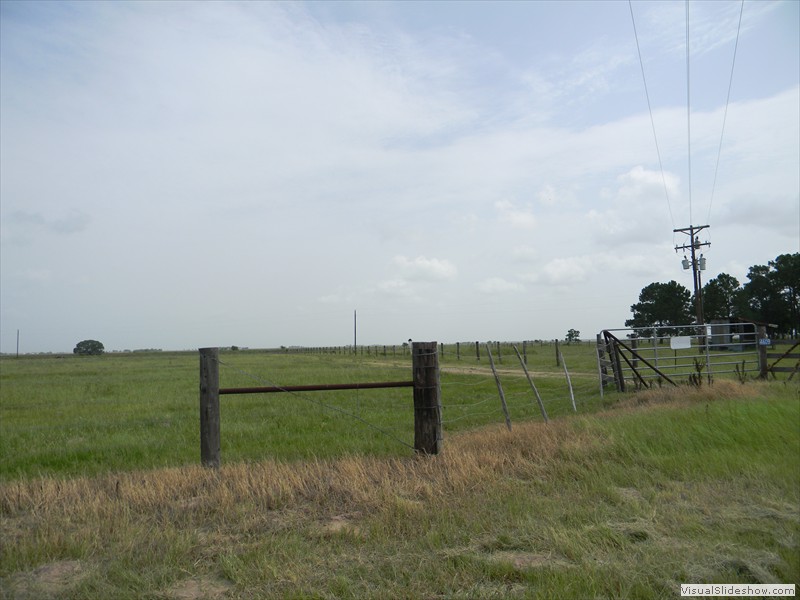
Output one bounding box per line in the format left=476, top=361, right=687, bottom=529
left=1, top=0, right=798, bottom=353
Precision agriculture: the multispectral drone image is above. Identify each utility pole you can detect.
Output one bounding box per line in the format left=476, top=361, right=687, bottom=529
left=674, top=225, right=710, bottom=325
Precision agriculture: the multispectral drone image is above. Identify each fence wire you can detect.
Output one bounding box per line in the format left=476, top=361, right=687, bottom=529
left=215, top=356, right=416, bottom=451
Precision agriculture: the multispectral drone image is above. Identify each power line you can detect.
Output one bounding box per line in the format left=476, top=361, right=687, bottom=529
left=708, top=0, right=745, bottom=224
left=686, top=0, right=693, bottom=225
left=628, top=0, right=676, bottom=229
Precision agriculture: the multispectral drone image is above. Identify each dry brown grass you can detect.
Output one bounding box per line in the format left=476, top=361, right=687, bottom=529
left=609, top=378, right=761, bottom=411
left=0, top=419, right=573, bottom=525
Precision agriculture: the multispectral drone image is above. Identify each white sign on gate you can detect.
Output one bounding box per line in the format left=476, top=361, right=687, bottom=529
left=670, top=336, right=692, bottom=350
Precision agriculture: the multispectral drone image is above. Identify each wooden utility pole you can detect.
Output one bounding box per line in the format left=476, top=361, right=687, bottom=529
left=674, top=225, right=710, bottom=326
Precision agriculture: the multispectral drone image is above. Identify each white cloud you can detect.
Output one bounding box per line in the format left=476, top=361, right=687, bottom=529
left=512, top=245, right=539, bottom=263
left=541, top=257, right=592, bottom=285
left=477, top=277, right=524, bottom=294
left=376, top=278, right=415, bottom=298
left=494, top=200, right=537, bottom=230
left=392, top=255, right=457, bottom=282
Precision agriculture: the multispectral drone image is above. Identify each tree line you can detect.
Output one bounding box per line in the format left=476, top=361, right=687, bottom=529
left=626, top=253, right=799, bottom=337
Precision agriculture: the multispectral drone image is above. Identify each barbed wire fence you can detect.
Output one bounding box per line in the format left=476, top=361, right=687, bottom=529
left=203, top=340, right=605, bottom=464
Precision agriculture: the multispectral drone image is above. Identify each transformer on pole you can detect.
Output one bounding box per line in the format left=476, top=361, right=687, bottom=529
left=674, top=224, right=710, bottom=326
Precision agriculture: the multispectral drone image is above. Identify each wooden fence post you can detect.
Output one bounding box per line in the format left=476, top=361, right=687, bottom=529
left=513, top=344, right=548, bottom=423
left=199, top=347, right=221, bottom=468
left=757, top=325, right=769, bottom=379
left=486, top=343, right=512, bottom=431
left=560, top=351, right=577, bottom=412
left=412, top=341, right=442, bottom=455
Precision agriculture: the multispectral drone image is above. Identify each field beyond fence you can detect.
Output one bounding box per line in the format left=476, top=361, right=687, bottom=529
left=0, top=341, right=606, bottom=480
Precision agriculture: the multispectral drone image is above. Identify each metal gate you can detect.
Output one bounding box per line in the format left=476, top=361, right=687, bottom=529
left=597, top=322, right=761, bottom=392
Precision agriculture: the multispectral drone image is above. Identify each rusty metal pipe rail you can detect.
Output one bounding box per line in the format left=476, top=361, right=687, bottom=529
left=219, top=381, right=414, bottom=395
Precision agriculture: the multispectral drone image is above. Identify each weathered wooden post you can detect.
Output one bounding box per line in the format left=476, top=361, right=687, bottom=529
left=513, top=344, right=548, bottom=423
left=560, top=352, right=577, bottom=412
left=412, top=341, right=442, bottom=455
left=199, top=347, right=221, bottom=468
left=757, top=325, right=769, bottom=379
left=486, top=343, right=512, bottom=431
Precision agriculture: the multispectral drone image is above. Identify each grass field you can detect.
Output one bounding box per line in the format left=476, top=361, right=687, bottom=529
left=0, top=343, right=602, bottom=479
left=1, top=345, right=798, bottom=598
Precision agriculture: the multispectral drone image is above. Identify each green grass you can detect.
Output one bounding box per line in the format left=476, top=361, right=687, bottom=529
left=1, top=382, right=797, bottom=598
left=0, top=344, right=602, bottom=480
left=1, top=347, right=797, bottom=598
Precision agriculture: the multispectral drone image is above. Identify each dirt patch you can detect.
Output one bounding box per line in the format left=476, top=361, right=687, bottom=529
left=318, top=514, right=364, bottom=538
left=441, top=365, right=566, bottom=378
left=613, top=486, right=646, bottom=505
left=165, top=577, right=234, bottom=599
left=8, top=560, right=87, bottom=598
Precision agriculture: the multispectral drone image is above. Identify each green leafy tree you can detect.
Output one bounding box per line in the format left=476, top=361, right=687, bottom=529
left=73, top=340, right=104, bottom=355
left=565, top=329, right=581, bottom=344
left=739, top=253, right=799, bottom=335
left=702, top=273, right=741, bottom=321
left=625, top=281, right=693, bottom=336
left=770, top=253, right=800, bottom=336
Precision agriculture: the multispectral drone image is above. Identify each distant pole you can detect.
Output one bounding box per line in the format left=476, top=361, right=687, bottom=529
left=354, top=309, right=357, bottom=354
left=16, top=329, right=19, bottom=358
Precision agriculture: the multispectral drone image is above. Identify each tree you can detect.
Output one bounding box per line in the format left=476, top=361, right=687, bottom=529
left=738, top=253, right=799, bottom=336
left=565, top=329, right=581, bottom=344
left=770, top=253, right=800, bottom=336
left=625, top=281, right=693, bottom=336
left=702, top=273, right=741, bottom=321
left=74, top=340, right=104, bottom=355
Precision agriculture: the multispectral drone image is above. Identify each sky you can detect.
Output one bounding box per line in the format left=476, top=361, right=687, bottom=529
left=1, top=0, right=798, bottom=354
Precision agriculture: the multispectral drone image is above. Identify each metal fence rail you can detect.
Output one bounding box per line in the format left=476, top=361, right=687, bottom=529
left=597, top=323, right=765, bottom=391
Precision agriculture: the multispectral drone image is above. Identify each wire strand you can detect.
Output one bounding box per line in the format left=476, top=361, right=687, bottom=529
left=628, top=0, right=675, bottom=229
left=215, top=357, right=415, bottom=451
left=708, top=0, right=744, bottom=224
left=686, top=0, right=693, bottom=225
